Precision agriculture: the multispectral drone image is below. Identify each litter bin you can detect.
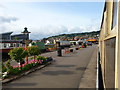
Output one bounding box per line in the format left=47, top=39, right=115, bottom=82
left=57, top=47, right=62, bottom=56
left=76, top=48, right=79, bottom=50
left=70, top=49, right=73, bottom=52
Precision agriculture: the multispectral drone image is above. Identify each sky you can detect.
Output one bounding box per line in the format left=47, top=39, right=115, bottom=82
left=0, top=1, right=105, bottom=40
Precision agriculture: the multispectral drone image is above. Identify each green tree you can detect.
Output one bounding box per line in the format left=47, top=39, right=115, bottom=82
left=8, top=47, right=28, bottom=69
left=28, top=46, right=41, bottom=60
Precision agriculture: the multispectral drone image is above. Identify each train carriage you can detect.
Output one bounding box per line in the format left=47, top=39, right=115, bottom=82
left=99, top=0, right=120, bottom=89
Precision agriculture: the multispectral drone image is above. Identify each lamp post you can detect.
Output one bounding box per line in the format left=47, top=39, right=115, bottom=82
left=21, top=27, right=31, bottom=64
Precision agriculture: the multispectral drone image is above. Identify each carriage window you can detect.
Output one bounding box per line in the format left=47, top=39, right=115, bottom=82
left=105, top=37, right=116, bottom=88
left=111, top=1, right=118, bottom=29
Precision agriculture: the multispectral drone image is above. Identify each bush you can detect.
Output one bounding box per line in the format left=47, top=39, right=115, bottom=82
left=37, top=56, right=46, bottom=60
left=28, top=46, right=41, bottom=60
left=5, top=60, right=13, bottom=69
left=22, top=64, right=30, bottom=71
left=37, top=56, right=47, bottom=63
left=7, top=68, right=21, bottom=75
left=2, top=63, right=7, bottom=73
left=8, top=47, right=28, bottom=69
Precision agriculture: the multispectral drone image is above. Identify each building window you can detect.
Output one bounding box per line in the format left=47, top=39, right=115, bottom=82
left=13, top=43, right=16, bottom=47
left=4, top=43, right=6, bottom=48
left=16, top=43, right=19, bottom=47
left=10, top=43, right=13, bottom=47
left=111, top=1, right=118, bottom=29
left=0, top=43, right=2, bottom=49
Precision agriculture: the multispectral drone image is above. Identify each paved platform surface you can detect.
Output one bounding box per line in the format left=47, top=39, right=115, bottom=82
left=3, top=45, right=97, bottom=88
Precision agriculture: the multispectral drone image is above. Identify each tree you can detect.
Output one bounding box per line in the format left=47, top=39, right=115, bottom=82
left=8, top=47, right=28, bottom=69
left=27, top=46, right=41, bottom=60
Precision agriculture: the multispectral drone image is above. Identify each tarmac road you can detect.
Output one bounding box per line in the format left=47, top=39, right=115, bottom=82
left=3, top=45, right=97, bottom=89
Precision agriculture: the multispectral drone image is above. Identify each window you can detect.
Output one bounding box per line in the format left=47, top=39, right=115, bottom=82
left=16, top=43, right=19, bottom=47
left=111, top=1, right=118, bottom=29
left=13, top=43, right=16, bottom=47
left=4, top=43, right=6, bottom=48
left=105, top=37, right=116, bottom=88
left=10, top=43, right=13, bottom=47
left=0, top=43, right=2, bottom=49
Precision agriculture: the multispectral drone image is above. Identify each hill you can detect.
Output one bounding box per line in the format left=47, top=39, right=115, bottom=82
left=42, top=31, right=100, bottom=41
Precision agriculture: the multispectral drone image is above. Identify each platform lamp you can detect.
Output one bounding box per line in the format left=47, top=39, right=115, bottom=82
left=21, top=27, right=31, bottom=64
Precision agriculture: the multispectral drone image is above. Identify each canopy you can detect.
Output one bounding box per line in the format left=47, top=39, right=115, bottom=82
left=86, top=39, right=97, bottom=42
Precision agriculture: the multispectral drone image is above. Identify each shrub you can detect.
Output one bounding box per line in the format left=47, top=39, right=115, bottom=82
left=5, top=60, right=13, bottom=69
left=8, top=68, right=22, bottom=75
left=2, top=63, right=7, bottom=73
left=8, top=47, right=28, bottom=70
left=37, top=56, right=46, bottom=60
left=22, top=64, right=30, bottom=71
left=37, top=56, right=47, bottom=64
left=28, top=46, right=41, bottom=60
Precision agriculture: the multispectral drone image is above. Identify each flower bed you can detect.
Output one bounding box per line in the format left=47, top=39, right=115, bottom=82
left=2, top=56, right=53, bottom=80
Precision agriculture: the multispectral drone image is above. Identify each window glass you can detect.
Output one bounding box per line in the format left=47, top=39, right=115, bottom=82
left=105, top=37, right=116, bottom=88
left=0, top=43, right=2, bottom=49
left=111, top=1, right=118, bottom=29
left=13, top=43, right=16, bottom=47
left=4, top=43, right=6, bottom=48
left=16, top=43, right=19, bottom=47
left=10, top=43, right=13, bottom=47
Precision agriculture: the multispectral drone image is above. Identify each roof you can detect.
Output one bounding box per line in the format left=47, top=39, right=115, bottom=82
left=0, top=32, right=13, bottom=35
left=45, top=44, right=55, bottom=45
left=86, top=39, right=98, bottom=42
left=0, top=40, right=23, bottom=43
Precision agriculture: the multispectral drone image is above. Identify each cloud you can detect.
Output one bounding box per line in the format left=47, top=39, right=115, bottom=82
left=25, top=18, right=100, bottom=40
left=68, top=27, right=83, bottom=33
left=0, top=4, right=19, bottom=33
left=0, top=16, right=100, bottom=39
left=0, top=4, right=6, bottom=8
left=0, top=16, right=18, bottom=24
left=0, top=16, right=18, bottom=33
left=29, top=23, right=99, bottom=40
left=0, top=0, right=105, bottom=2
left=0, top=3, right=100, bottom=39
left=29, top=25, right=69, bottom=39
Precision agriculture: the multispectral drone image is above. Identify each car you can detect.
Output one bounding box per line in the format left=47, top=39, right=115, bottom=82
left=87, top=42, right=92, bottom=46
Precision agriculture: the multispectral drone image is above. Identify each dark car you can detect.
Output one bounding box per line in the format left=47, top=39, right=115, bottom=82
left=87, top=42, right=92, bottom=46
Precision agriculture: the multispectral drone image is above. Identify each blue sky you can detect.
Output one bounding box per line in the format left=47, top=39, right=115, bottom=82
left=0, top=2, right=104, bottom=40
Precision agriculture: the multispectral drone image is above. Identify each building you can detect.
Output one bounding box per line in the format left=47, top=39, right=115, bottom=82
left=0, top=32, right=24, bottom=51
left=0, top=27, right=31, bottom=60
left=0, top=32, right=13, bottom=40
left=11, top=34, right=28, bottom=40
left=11, top=27, right=31, bottom=41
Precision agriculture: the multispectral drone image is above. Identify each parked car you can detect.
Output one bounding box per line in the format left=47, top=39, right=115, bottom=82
left=87, top=42, right=92, bottom=46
